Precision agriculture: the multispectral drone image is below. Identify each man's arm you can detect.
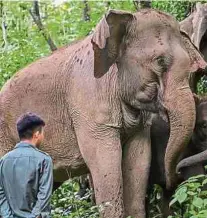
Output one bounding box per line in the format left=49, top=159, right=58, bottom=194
left=29, top=157, right=53, bottom=218
left=0, top=161, right=13, bottom=218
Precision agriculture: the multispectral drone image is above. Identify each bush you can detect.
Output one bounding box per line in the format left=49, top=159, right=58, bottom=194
left=51, top=179, right=99, bottom=218
left=197, top=76, right=207, bottom=95
left=169, top=175, right=207, bottom=218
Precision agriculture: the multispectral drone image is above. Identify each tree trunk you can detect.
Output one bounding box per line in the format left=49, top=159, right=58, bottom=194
left=83, top=0, right=90, bottom=21
left=1, top=1, right=8, bottom=50
left=105, top=1, right=111, bottom=10
left=29, top=0, right=57, bottom=52
left=133, top=0, right=151, bottom=11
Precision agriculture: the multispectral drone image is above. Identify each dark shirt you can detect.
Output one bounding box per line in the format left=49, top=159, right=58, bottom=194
left=0, top=142, right=53, bottom=218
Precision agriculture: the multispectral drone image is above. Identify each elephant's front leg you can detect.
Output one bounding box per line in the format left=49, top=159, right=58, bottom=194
left=74, top=124, right=124, bottom=218
left=122, top=127, right=151, bottom=218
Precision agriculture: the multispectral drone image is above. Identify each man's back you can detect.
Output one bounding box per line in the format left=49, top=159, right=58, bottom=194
left=0, top=142, right=53, bottom=218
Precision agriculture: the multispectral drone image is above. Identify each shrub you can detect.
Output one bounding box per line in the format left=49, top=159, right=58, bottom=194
left=51, top=179, right=99, bottom=218
left=169, top=175, right=207, bottom=218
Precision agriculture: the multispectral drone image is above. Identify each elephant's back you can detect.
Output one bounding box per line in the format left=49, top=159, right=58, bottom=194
left=0, top=40, right=87, bottom=177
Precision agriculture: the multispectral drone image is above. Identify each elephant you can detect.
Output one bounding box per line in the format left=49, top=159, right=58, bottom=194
left=63, top=4, right=207, bottom=211
left=0, top=8, right=206, bottom=218
left=176, top=96, right=207, bottom=172
left=180, top=2, right=207, bottom=93
left=180, top=2, right=207, bottom=59
left=148, top=95, right=207, bottom=218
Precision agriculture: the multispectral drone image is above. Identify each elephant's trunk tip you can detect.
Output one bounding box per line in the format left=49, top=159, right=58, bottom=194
left=176, top=149, right=207, bottom=174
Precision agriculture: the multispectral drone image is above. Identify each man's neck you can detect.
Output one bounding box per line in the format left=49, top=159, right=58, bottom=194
left=21, top=139, right=37, bottom=147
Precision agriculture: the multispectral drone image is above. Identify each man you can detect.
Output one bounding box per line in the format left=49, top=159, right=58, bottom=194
left=0, top=113, right=53, bottom=218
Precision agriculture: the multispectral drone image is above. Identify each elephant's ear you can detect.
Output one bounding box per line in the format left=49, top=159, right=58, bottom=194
left=91, top=10, right=133, bottom=78
left=180, top=2, right=207, bottom=50
left=180, top=30, right=207, bottom=93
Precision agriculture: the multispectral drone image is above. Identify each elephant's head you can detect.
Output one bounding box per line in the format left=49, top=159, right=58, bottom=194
left=91, top=9, right=207, bottom=189
left=180, top=3, right=207, bottom=54
left=180, top=2, right=207, bottom=93
left=176, top=95, right=207, bottom=173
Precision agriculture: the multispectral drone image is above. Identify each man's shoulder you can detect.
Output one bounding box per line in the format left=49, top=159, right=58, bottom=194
left=35, top=148, right=52, bottom=160
left=0, top=149, right=16, bottom=161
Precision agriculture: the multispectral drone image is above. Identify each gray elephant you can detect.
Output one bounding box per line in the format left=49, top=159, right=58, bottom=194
left=176, top=96, right=207, bottom=172
left=180, top=3, right=207, bottom=59
left=148, top=95, right=207, bottom=218
left=0, top=9, right=206, bottom=218
left=180, top=2, right=207, bottom=93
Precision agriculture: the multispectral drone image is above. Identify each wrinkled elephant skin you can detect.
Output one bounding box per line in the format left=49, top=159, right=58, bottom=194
left=0, top=9, right=206, bottom=218
left=180, top=2, right=207, bottom=93
left=176, top=97, right=207, bottom=171
left=149, top=96, right=207, bottom=217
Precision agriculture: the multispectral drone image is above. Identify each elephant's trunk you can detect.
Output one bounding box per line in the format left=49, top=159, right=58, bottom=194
left=176, top=149, right=207, bottom=174
left=164, top=82, right=196, bottom=190
left=163, top=39, right=207, bottom=190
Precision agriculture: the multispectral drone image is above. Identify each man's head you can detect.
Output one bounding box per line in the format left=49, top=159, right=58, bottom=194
left=16, top=112, right=45, bottom=147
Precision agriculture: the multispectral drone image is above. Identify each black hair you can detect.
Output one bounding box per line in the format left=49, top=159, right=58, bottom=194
left=16, top=112, right=45, bottom=140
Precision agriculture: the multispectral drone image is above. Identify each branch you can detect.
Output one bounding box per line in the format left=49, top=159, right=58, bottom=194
left=133, top=0, right=151, bottom=11
left=133, top=0, right=139, bottom=11
left=0, top=0, right=3, bottom=17
left=83, top=0, right=90, bottom=21
left=1, top=1, right=8, bottom=50
left=105, top=1, right=111, bottom=10
left=29, top=0, right=57, bottom=51
left=140, top=0, right=151, bottom=8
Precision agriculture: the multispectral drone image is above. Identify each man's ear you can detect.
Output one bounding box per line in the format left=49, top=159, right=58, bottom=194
left=33, top=131, right=40, bottom=138
left=92, top=10, right=134, bottom=78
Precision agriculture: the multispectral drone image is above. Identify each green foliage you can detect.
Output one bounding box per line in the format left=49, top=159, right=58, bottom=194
left=152, top=0, right=193, bottom=21
left=51, top=179, right=99, bottom=218
left=1, top=0, right=206, bottom=88
left=0, top=1, right=136, bottom=87
left=169, top=175, right=207, bottom=218
left=148, top=184, right=162, bottom=218
left=0, top=1, right=50, bottom=86
left=197, top=77, right=207, bottom=94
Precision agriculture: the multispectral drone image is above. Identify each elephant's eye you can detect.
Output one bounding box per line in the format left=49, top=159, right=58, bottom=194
left=156, top=56, right=165, bottom=66
left=153, top=56, right=171, bottom=74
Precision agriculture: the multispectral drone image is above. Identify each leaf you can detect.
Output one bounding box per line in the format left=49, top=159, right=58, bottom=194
left=187, top=191, right=196, bottom=196
left=199, top=190, right=207, bottom=197
left=202, top=178, right=207, bottom=186
left=177, top=193, right=187, bottom=204
left=175, top=186, right=187, bottom=197
left=192, top=197, right=203, bottom=208
left=169, top=198, right=177, bottom=207
left=204, top=199, right=207, bottom=206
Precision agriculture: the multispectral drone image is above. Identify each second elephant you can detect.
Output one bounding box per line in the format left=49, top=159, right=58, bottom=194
left=149, top=96, right=207, bottom=217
